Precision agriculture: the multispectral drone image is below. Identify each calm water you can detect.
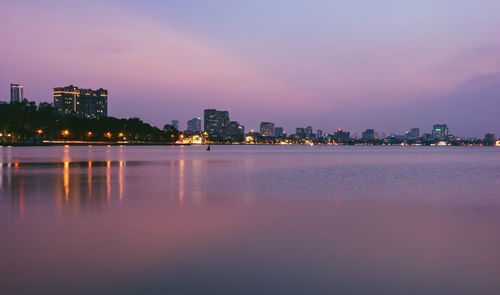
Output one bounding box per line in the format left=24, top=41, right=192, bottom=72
left=1, top=145, right=500, bottom=295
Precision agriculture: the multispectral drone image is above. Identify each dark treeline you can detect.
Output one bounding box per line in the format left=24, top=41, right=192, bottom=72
left=0, top=101, right=179, bottom=143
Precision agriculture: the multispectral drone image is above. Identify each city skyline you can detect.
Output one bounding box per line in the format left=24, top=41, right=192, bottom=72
left=2, top=0, right=500, bottom=136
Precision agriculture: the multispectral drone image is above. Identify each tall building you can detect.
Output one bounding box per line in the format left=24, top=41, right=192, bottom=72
left=187, top=118, right=202, bottom=132
left=317, top=130, right=323, bottom=138
left=408, top=128, right=420, bottom=140
left=171, top=120, right=180, bottom=130
left=432, top=124, right=449, bottom=140
left=296, top=128, right=306, bottom=139
left=306, top=126, right=313, bottom=137
left=10, top=84, right=23, bottom=103
left=204, top=109, right=230, bottom=137
left=53, top=85, right=107, bottom=118
left=260, top=122, right=275, bottom=137
left=228, top=121, right=245, bottom=139
left=274, top=127, right=284, bottom=138
left=334, top=129, right=350, bottom=142
left=362, top=129, right=375, bottom=141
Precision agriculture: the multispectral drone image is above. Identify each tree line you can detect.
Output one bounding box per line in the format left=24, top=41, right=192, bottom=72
left=0, top=101, right=179, bottom=143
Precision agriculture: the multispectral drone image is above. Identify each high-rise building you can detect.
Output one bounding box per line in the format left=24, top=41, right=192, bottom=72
left=306, top=126, right=313, bottom=137
left=53, top=85, right=107, bottom=118
left=228, top=121, right=245, bottom=139
left=432, top=124, right=449, bottom=140
left=317, top=130, right=323, bottom=138
left=334, top=129, right=350, bottom=142
left=408, top=128, right=420, bottom=140
left=274, top=127, right=284, bottom=138
left=171, top=120, right=180, bottom=130
left=260, top=122, right=275, bottom=137
left=204, top=109, right=230, bottom=137
left=187, top=118, right=202, bottom=132
left=362, top=129, right=375, bottom=141
left=10, top=84, right=24, bottom=103
left=296, top=128, right=306, bottom=139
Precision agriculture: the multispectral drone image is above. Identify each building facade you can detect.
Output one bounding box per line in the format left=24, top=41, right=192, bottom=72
left=187, top=118, right=202, bottom=132
left=228, top=121, right=245, bottom=139
left=432, top=124, right=448, bottom=140
left=274, top=127, right=284, bottom=138
left=53, top=85, right=107, bottom=118
left=334, top=129, right=350, bottom=142
left=260, top=122, right=275, bottom=137
left=204, top=109, right=230, bottom=137
left=10, top=84, right=24, bottom=103
left=362, top=129, right=375, bottom=141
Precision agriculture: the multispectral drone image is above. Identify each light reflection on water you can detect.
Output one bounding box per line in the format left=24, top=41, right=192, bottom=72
left=1, top=146, right=500, bottom=295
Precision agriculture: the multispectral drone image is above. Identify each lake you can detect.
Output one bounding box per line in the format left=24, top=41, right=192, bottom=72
left=1, top=145, right=500, bottom=295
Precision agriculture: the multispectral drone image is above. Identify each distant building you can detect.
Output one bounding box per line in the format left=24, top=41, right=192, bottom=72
left=187, top=118, right=202, bottom=132
left=0, top=101, right=8, bottom=105
left=171, top=120, right=180, bottom=130
left=362, top=129, right=375, bottom=141
left=10, top=84, right=24, bottom=103
left=204, top=109, right=230, bottom=137
left=274, top=127, right=284, bottom=138
left=334, top=129, right=350, bottom=142
left=260, top=122, right=275, bottom=137
left=408, top=128, right=420, bottom=140
left=485, top=133, right=496, bottom=144
left=228, top=121, right=245, bottom=139
left=317, top=130, right=323, bottom=138
left=306, top=126, right=313, bottom=137
left=53, top=85, right=107, bottom=118
left=432, top=124, right=449, bottom=140
left=296, top=128, right=306, bottom=139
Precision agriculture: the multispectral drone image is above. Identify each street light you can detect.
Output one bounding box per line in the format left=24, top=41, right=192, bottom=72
left=87, top=131, right=93, bottom=136
left=62, top=130, right=69, bottom=136
left=37, top=129, right=43, bottom=134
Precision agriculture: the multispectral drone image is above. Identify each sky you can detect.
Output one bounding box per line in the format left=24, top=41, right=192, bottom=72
left=1, top=0, right=499, bottom=137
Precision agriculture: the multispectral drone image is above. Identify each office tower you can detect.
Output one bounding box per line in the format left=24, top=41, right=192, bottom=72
left=334, top=129, right=350, bottom=142
left=187, top=118, right=202, bottom=132
left=296, top=128, right=306, bottom=139
left=306, top=126, right=313, bottom=137
left=432, top=124, right=449, bottom=140
left=171, top=120, right=180, bottom=130
left=362, top=129, right=375, bottom=140
left=10, top=84, right=24, bottom=103
left=317, top=130, right=323, bottom=138
left=53, top=85, right=107, bottom=118
left=204, top=109, right=230, bottom=137
left=274, top=127, right=284, bottom=138
left=408, top=128, right=420, bottom=140
left=228, top=121, right=245, bottom=139
left=485, top=133, right=496, bottom=144
left=260, top=122, right=275, bottom=137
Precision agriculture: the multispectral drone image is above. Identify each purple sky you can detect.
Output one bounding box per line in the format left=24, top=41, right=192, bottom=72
left=1, top=0, right=499, bottom=137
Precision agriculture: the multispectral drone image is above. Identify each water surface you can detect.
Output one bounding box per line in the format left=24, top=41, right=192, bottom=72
left=1, top=146, right=500, bottom=294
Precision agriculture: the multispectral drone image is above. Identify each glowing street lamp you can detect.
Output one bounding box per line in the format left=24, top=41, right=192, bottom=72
left=37, top=129, right=43, bottom=134
left=105, top=132, right=112, bottom=139
left=62, top=130, right=69, bottom=136
left=118, top=132, right=124, bottom=137
left=87, top=131, right=93, bottom=136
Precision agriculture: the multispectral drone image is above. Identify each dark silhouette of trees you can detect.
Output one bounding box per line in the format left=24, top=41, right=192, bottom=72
left=0, top=101, right=179, bottom=143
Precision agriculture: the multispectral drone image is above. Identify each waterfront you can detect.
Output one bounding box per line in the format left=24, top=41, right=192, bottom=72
left=1, top=145, right=500, bottom=295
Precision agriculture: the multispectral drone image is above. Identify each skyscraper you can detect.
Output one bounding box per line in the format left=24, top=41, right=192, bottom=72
left=187, top=118, right=202, bottom=132
left=204, top=109, right=230, bottom=137
left=334, top=129, right=350, bottom=142
left=274, top=127, right=284, bottom=138
left=260, top=122, right=275, bottom=137
left=408, top=128, right=420, bottom=140
left=171, top=120, right=180, bottom=130
left=306, top=126, right=313, bottom=137
left=317, top=130, right=323, bottom=138
left=362, top=129, right=375, bottom=140
left=432, top=124, right=449, bottom=140
left=228, top=121, right=245, bottom=139
left=53, top=85, right=107, bottom=118
left=10, top=84, right=23, bottom=103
